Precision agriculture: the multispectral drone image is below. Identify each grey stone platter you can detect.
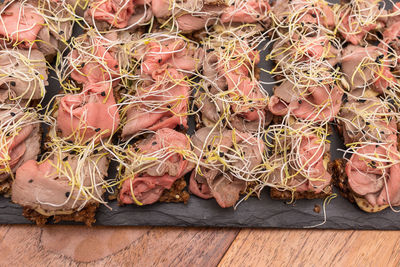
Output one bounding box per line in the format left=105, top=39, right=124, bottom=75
left=1, top=1, right=399, bottom=229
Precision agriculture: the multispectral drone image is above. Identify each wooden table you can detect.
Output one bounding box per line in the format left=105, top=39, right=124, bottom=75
left=0, top=226, right=399, bottom=266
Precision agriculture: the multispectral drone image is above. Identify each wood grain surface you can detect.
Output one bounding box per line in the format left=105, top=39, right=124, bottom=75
left=0, top=225, right=399, bottom=266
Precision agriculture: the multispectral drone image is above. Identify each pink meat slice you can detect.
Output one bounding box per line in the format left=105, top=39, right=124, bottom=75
left=339, top=11, right=377, bottom=45
left=269, top=83, right=343, bottom=121
left=119, top=174, right=178, bottom=205
left=57, top=84, right=120, bottom=143
left=346, top=145, right=388, bottom=199
left=383, top=21, right=400, bottom=41
left=297, top=135, right=331, bottom=193
left=119, top=128, right=193, bottom=205
left=175, top=4, right=224, bottom=32
left=217, top=46, right=265, bottom=121
left=291, top=84, right=343, bottom=121
left=297, top=3, right=335, bottom=28
left=141, top=40, right=202, bottom=76
left=70, top=43, right=119, bottom=85
left=0, top=2, right=44, bottom=48
left=377, top=149, right=400, bottom=206
left=87, top=0, right=135, bottom=28
left=220, top=0, right=269, bottom=23
left=189, top=128, right=263, bottom=207
left=151, top=0, right=170, bottom=18
left=268, top=95, right=288, bottom=116
left=0, top=124, right=33, bottom=169
left=122, top=68, right=189, bottom=137
left=189, top=171, right=213, bottom=199
left=225, top=73, right=266, bottom=121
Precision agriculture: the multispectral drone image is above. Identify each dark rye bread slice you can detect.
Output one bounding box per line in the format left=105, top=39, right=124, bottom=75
left=158, top=178, right=189, bottom=204
left=329, top=158, right=389, bottom=213
left=22, top=203, right=98, bottom=226
left=270, top=186, right=332, bottom=200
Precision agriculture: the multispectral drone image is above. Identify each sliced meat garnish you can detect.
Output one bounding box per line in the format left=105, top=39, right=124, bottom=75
left=225, top=73, right=267, bottom=121
left=0, top=124, right=32, bottom=169
left=290, top=84, right=343, bottom=121
left=377, top=150, right=400, bottom=206
left=297, top=134, right=331, bottom=193
left=208, top=172, right=246, bottom=208
left=189, top=171, right=213, bottom=199
left=221, top=0, right=269, bottom=24
left=86, top=0, right=135, bottom=28
left=141, top=40, right=203, bottom=77
left=0, top=107, right=40, bottom=182
left=346, top=145, right=391, bottom=199
left=271, top=0, right=334, bottom=28
left=268, top=95, right=288, bottom=116
left=189, top=127, right=264, bottom=207
left=135, top=128, right=193, bottom=177
left=69, top=38, right=119, bottom=86
left=119, top=128, right=194, bottom=205
left=339, top=97, right=397, bottom=144
left=201, top=42, right=266, bottom=125
left=269, top=80, right=343, bottom=121
left=0, top=2, right=44, bottom=48
left=175, top=4, right=224, bottom=32
left=119, top=174, right=178, bottom=205
left=151, top=0, right=170, bottom=18
left=57, top=84, right=120, bottom=143
left=338, top=12, right=377, bottom=45
left=341, top=45, right=381, bottom=91
left=0, top=49, right=48, bottom=101
left=337, top=1, right=386, bottom=45
left=121, top=68, right=189, bottom=138
left=12, top=153, right=108, bottom=213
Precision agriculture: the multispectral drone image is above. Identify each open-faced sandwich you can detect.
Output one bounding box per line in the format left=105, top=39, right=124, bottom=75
left=331, top=93, right=400, bottom=212
left=264, top=119, right=332, bottom=200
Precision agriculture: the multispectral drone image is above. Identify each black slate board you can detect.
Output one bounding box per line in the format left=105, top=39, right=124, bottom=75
left=1, top=1, right=400, bottom=229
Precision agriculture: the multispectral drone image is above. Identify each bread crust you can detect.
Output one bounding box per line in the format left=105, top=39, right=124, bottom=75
left=22, top=203, right=99, bottom=226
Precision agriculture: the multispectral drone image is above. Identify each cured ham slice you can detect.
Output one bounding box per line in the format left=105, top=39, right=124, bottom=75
left=189, top=127, right=264, bottom=208
left=221, top=0, right=269, bottom=24
left=140, top=39, right=203, bottom=77
left=69, top=38, right=119, bottom=86
left=151, top=0, right=227, bottom=32
left=271, top=0, right=335, bottom=28
left=86, top=0, right=135, bottom=28
left=339, top=97, right=397, bottom=145
left=0, top=1, right=44, bottom=48
left=175, top=5, right=225, bottom=32
left=200, top=42, right=269, bottom=131
left=296, top=135, right=331, bottom=192
left=121, top=67, right=190, bottom=138
left=0, top=49, right=48, bottom=102
left=341, top=45, right=385, bottom=92
left=346, top=144, right=400, bottom=207
left=119, top=128, right=194, bottom=205
left=268, top=79, right=343, bottom=122
left=0, top=107, right=40, bottom=182
left=11, top=151, right=108, bottom=215
left=336, top=0, right=386, bottom=45
left=57, top=84, right=120, bottom=143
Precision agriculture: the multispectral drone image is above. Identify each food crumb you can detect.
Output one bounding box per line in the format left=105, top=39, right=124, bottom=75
left=314, top=204, right=321, bottom=213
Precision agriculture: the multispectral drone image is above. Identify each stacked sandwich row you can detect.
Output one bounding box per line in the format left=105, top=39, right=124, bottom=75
left=267, top=0, right=400, bottom=212
left=0, top=1, right=77, bottom=197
